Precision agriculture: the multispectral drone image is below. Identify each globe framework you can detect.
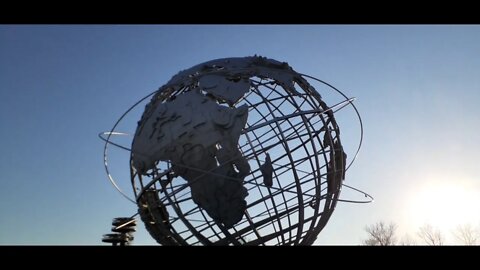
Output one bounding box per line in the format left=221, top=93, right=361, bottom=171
left=129, top=56, right=352, bottom=246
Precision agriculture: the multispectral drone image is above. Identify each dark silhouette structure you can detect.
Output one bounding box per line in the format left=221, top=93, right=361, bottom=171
left=102, top=217, right=136, bottom=246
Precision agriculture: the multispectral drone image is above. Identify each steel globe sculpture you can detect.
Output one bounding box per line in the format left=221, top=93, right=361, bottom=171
left=100, top=56, right=369, bottom=246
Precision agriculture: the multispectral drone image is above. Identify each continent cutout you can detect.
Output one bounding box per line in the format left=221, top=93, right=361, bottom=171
left=132, top=90, right=250, bottom=227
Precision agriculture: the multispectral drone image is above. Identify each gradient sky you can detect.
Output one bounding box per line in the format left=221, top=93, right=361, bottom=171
left=1, top=25, right=479, bottom=245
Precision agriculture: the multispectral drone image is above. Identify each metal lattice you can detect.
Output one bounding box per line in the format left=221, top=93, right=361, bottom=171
left=100, top=56, right=370, bottom=246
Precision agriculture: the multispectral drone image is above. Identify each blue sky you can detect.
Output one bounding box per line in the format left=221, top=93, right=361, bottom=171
left=1, top=25, right=479, bottom=245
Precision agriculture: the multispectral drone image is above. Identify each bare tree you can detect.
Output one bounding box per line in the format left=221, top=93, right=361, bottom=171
left=362, top=221, right=397, bottom=246
left=453, top=224, right=479, bottom=245
left=417, top=224, right=444, bottom=246
left=399, top=233, right=417, bottom=246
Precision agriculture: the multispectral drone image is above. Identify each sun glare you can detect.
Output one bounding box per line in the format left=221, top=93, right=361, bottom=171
left=406, top=179, right=480, bottom=232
